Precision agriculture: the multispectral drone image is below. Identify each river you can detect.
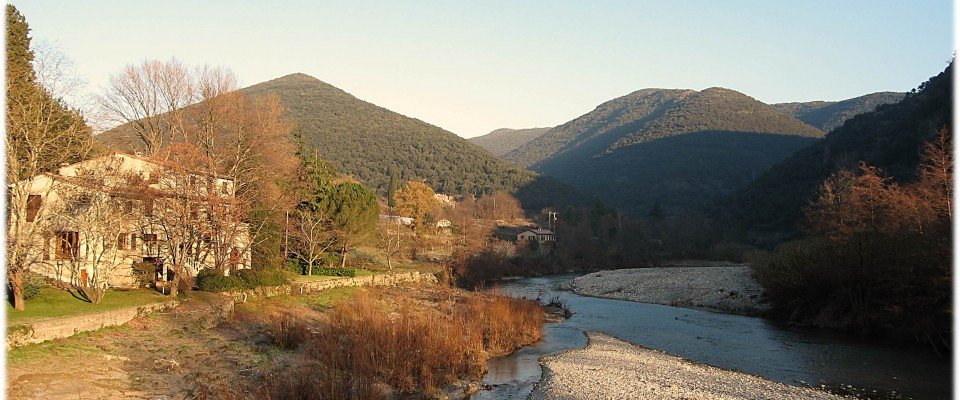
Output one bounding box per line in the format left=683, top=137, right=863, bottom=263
left=472, top=275, right=951, bottom=400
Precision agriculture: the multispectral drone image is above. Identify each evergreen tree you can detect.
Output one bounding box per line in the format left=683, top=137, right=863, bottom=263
left=316, top=182, right=378, bottom=268
left=387, top=166, right=398, bottom=209
left=6, top=5, right=92, bottom=311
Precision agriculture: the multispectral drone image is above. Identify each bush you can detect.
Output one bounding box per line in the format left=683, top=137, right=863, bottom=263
left=195, top=269, right=244, bottom=292
left=235, top=268, right=289, bottom=288
left=131, top=262, right=155, bottom=287
left=22, top=272, right=45, bottom=300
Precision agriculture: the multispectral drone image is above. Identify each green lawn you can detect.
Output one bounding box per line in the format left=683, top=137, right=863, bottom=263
left=293, top=269, right=376, bottom=282
left=242, top=286, right=359, bottom=311
left=8, top=287, right=169, bottom=325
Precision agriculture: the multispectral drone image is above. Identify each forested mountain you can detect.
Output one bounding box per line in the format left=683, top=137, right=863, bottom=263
left=469, top=127, right=551, bottom=157
left=505, top=87, right=824, bottom=214
left=97, top=73, right=591, bottom=210
left=772, top=92, right=906, bottom=133
left=721, top=63, right=952, bottom=244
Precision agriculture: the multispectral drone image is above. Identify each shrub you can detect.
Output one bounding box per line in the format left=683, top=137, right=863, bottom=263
left=22, top=272, right=45, bottom=300
left=195, top=269, right=243, bottom=292
left=131, top=262, right=155, bottom=287
left=235, top=268, right=289, bottom=288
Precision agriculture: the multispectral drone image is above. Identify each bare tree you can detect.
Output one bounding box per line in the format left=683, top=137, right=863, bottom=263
left=97, top=58, right=194, bottom=156
left=287, top=204, right=335, bottom=275
left=377, top=218, right=405, bottom=270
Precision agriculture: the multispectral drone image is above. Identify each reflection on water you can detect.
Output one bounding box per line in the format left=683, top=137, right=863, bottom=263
left=472, top=275, right=951, bottom=400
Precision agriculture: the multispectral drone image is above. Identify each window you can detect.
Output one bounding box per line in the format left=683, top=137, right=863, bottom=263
left=55, top=231, right=79, bottom=260
left=118, top=233, right=128, bottom=250
left=130, top=234, right=138, bottom=249
left=144, top=200, right=154, bottom=216
left=220, top=181, right=229, bottom=195
left=143, top=233, right=157, bottom=242
left=26, top=195, right=41, bottom=222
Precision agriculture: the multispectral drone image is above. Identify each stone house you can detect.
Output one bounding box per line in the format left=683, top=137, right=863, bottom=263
left=10, top=153, right=251, bottom=289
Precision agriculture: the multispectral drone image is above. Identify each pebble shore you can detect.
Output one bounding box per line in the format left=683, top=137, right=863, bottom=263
left=571, top=263, right=770, bottom=315
left=530, top=333, right=849, bottom=400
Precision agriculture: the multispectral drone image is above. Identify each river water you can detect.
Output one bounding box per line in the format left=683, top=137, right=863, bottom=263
left=471, top=275, right=951, bottom=400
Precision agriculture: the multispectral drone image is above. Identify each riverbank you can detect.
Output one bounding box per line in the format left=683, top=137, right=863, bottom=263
left=571, top=263, right=769, bottom=315
left=7, top=283, right=544, bottom=399
left=530, top=332, right=849, bottom=400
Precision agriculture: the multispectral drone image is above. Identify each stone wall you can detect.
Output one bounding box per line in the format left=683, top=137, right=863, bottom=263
left=7, top=300, right=178, bottom=349
left=227, top=270, right=438, bottom=303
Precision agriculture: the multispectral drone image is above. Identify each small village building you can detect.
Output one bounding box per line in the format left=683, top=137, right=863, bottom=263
left=435, top=219, right=452, bottom=228
left=516, top=227, right=556, bottom=244
left=379, top=215, right=414, bottom=226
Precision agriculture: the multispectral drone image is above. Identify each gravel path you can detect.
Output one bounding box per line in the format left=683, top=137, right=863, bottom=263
left=571, top=263, right=769, bottom=315
left=530, top=332, right=849, bottom=400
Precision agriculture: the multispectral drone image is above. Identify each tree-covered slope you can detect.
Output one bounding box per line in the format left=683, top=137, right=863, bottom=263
left=508, top=87, right=824, bottom=214
left=721, top=63, right=952, bottom=244
left=772, top=92, right=906, bottom=133
left=469, top=127, right=550, bottom=157
left=97, top=73, right=593, bottom=209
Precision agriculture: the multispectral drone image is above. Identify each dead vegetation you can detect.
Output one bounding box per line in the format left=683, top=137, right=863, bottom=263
left=204, top=286, right=543, bottom=399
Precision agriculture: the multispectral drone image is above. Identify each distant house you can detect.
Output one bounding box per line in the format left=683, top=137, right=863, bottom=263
left=435, top=219, right=452, bottom=228
left=516, top=227, right=556, bottom=244
left=379, top=215, right=414, bottom=226
left=434, top=193, right=456, bottom=206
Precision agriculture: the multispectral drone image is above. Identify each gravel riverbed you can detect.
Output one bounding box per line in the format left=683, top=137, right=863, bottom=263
left=571, top=263, right=770, bottom=315
left=529, top=332, right=849, bottom=400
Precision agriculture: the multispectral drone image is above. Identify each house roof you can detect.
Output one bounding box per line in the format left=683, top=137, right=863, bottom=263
left=524, top=228, right=555, bottom=235
left=115, top=152, right=236, bottom=181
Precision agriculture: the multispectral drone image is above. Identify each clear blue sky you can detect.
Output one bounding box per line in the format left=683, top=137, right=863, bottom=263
left=11, top=1, right=954, bottom=137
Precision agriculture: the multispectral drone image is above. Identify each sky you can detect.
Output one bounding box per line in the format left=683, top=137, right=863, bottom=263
left=10, top=1, right=955, bottom=138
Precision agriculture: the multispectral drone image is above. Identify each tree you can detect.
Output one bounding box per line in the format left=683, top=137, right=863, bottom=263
left=317, top=182, right=378, bottom=269
left=6, top=5, right=92, bottom=310
left=387, top=166, right=398, bottom=209
left=394, top=180, right=438, bottom=232
left=287, top=154, right=339, bottom=274
left=377, top=217, right=406, bottom=270
left=97, top=58, right=193, bottom=156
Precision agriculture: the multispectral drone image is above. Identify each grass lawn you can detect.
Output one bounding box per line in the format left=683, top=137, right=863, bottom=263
left=242, top=286, right=359, bottom=311
left=293, top=269, right=376, bottom=282
left=8, top=287, right=169, bottom=325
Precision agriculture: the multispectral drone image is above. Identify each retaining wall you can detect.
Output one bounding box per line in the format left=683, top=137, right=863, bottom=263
left=227, top=270, right=438, bottom=303
left=7, top=300, right=178, bottom=349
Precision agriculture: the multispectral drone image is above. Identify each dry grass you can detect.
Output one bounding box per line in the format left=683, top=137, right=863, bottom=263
left=209, top=288, right=543, bottom=399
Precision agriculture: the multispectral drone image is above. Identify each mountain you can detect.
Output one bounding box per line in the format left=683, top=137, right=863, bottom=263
left=469, top=127, right=551, bottom=157
left=772, top=92, right=906, bottom=133
left=97, top=73, right=592, bottom=210
left=721, top=64, right=952, bottom=244
left=504, top=87, right=824, bottom=214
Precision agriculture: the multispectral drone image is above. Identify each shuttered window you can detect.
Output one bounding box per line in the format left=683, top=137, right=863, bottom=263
left=26, top=195, right=41, bottom=222
left=55, top=231, right=79, bottom=260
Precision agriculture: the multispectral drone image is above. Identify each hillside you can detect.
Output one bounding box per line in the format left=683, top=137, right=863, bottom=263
left=469, top=127, right=551, bottom=157
left=506, top=87, right=824, bottom=214
left=97, top=73, right=591, bottom=210
left=772, top=92, right=906, bottom=133
left=721, top=64, right=952, bottom=244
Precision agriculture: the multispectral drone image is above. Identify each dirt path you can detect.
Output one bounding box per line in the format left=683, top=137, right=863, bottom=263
left=7, top=293, right=265, bottom=400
